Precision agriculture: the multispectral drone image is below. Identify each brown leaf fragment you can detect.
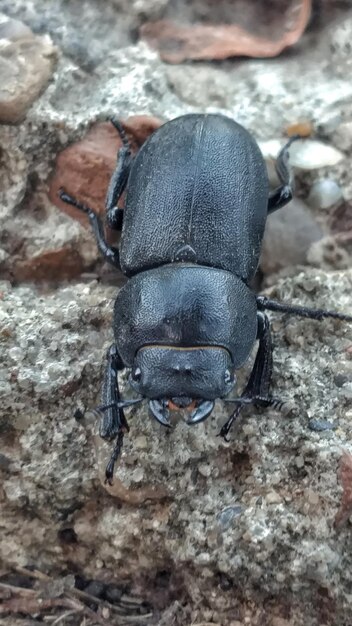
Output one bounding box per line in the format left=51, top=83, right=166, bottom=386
left=49, top=116, right=162, bottom=224
left=141, top=0, right=312, bottom=63
left=335, top=451, right=352, bottom=528
left=12, top=246, right=85, bottom=282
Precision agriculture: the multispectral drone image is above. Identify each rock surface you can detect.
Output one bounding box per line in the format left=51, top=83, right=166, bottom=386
left=0, top=14, right=57, bottom=123
left=1, top=270, right=352, bottom=625
left=1, top=1, right=352, bottom=625
left=260, top=199, right=323, bottom=275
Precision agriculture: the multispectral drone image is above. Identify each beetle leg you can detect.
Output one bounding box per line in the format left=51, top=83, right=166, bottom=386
left=219, top=312, right=281, bottom=440
left=105, top=118, right=133, bottom=231
left=257, top=295, right=352, bottom=322
left=267, top=135, right=300, bottom=214
left=59, top=190, right=121, bottom=269
left=99, top=344, right=129, bottom=484
left=242, top=312, right=273, bottom=400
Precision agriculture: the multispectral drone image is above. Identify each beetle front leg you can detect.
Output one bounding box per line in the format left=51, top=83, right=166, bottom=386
left=59, top=191, right=121, bottom=269
left=105, top=118, right=133, bottom=231
left=268, top=135, right=300, bottom=214
left=99, top=344, right=129, bottom=484
left=219, top=312, right=283, bottom=440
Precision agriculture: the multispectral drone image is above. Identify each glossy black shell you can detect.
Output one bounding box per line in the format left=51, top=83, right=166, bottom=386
left=119, top=113, right=269, bottom=280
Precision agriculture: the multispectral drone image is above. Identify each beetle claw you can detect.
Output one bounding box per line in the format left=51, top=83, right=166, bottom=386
left=149, top=400, right=172, bottom=428
left=186, top=400, right=214, bottom=425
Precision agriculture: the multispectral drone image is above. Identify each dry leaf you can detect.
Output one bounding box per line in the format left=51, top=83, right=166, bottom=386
left=141, top=0, right=311, bottom=63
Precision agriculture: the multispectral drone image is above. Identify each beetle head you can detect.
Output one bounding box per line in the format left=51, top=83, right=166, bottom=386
left=129, top=345, right=235, bottom=426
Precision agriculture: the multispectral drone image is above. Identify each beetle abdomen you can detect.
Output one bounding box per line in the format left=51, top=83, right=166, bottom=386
left=120, top=114, right=269, bottom=280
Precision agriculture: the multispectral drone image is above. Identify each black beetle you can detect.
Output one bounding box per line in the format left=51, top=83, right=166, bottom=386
left=60, top=113, right=352, bottom=483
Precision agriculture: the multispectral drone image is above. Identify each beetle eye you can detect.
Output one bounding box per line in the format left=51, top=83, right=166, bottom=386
left=132, top=367, right=141, bottom=382
left=224, top=369, right=232, bottom=384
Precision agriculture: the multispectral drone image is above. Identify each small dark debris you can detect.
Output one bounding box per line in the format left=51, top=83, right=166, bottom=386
left=154, top=569, right=172, bottom=589
left=103, top=583, right=124, bottom=603
left=0, top=453, right=12, bottom=471
left=73, top=408, right=84, bottom=421
left=0, top=572, right=35, bottom=589
left=217, top=571, right=233, bottom=591
left=334, top=374, right=348, bottom=388
left=57, top=527, right=78, bottom=544
left=83, top=580, right=106, bottom=598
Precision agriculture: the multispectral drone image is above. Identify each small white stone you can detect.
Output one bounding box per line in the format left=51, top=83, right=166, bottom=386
left=132, top=467, right=144, bottom=483
left=258, top=139, right=282, bottom=160
left=307, top=179, right=343, bottom=209
left=287, top=140, right=344, bottom=170
left=198, top=463, right=211, bottom=477
left=295, top=456, right=305, bottom=468
left=259, top=139, right=344, bottom=170
left=8, top=346, right=23, bottom=362
left=266, top=491, right=282, bottom=504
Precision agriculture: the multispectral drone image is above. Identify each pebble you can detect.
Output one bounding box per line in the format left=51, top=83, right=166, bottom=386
left=334, top=373, right=349, bottom=388
left=307, top=179, right=343, bottom=210
left=259, top=139, right=344, bottom=170
left=198, top=463, right=212, bottom=478
left=261, top=199, right=323, bottom=275
left=266, top=491, right=282, bottom=504
left=217, top=506, right=243, bottom=529
left=289, top=140, right=344, bottom=170
left=308, top=419, right=335, bottom=432
left=295, top=456, right=305, bottom=468
left=0, top=14, right=57, bottom=123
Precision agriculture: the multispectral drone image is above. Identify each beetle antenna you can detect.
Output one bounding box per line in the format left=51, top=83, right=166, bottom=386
left=257, top=296, right=352, bottom=322
left=95, top=399, right=143, bottom=413
left=223, top=397, right=253, bottom=404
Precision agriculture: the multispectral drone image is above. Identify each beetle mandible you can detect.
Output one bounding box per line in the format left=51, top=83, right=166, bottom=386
left=60, top=113, right=352, bottom=484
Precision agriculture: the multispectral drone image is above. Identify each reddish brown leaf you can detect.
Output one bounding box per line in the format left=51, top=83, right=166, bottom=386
left=12, top=246, right=85, bottom=282
left=49, top=116, right=163, bottom=225
left=141, top=0, right=312, bottom=63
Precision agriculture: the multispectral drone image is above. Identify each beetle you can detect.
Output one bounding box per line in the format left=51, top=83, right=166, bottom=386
left=60, top=113, right=352, bottom=484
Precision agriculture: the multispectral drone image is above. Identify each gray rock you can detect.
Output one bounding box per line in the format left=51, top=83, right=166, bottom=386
left=0, top=14, right=57, bottom=123
left=260, top=199, right=323, bottom=275
left=1, top=270, right=352, bottom=625
left=1, top=2, right=352, bottom=624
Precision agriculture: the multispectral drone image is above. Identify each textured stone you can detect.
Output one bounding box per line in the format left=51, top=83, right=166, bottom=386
left=0, top=14, right=57, bottom=123
left=307, top=236, right=351, bottom=271
left=1, top=270, right=352, bottom=624
left=1, top=2, right=352, bottom=623
left=260, top=199, right=323, bottom=275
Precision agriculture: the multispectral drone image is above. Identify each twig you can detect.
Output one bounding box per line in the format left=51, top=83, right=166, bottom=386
left=0, top=596, right=79, bottom=615
left=0, top=581, right=36, bottom=597
left=12, top=566, right=153, bottom=623
left=47, top=609, right=77, bottom=624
